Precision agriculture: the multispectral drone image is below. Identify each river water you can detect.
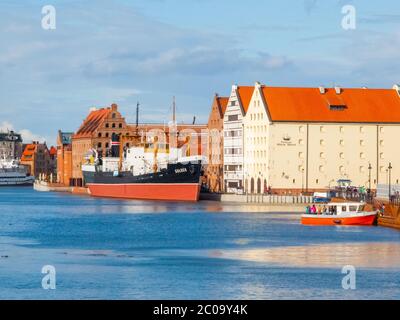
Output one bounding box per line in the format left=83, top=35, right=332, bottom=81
left=0, top=187, right=399, bottom=300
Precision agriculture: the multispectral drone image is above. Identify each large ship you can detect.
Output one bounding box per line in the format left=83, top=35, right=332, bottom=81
left=82, top=134, right=204, bottom=201
left=0, top=159, right=35, bottom=186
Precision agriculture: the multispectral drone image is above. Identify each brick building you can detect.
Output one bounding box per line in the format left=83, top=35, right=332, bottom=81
left=70, top=103, right=208, bottom=186
left=206, top=94, right=228, bottom=192
left=20, top=142, right=55, bottom=178
left=71, top=103, right=131, bottom=185
left=56, top=131, right=73, bottom=186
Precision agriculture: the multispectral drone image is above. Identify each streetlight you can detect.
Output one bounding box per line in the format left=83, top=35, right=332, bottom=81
left=368, top=163, right=372, bottom=191
left=301, top=168, right=305, bottom=194
left=388, top=162, right=393, bottom=201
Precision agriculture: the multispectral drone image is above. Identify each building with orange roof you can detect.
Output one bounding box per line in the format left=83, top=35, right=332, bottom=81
left=206, top=94, right=228, bottom=192
left=20, top=142, right=55, bottom=178
left=243, top=82, right=400, bottom=194
left=70, top=103, right=207, bottom=186
left=223, top=84, right=254, bottom=193
left=71, top=103, right=131, bottom=185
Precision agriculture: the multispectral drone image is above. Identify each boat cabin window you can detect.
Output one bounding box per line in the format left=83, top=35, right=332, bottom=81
left=349, top=206, right=358, bottom=212
left=342, top=206, right=347, bottom=212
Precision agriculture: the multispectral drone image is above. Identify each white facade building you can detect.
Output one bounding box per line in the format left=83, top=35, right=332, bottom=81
left=223, top=85, right=253, bottom=193
left=243, top=84, right=400, bottom=194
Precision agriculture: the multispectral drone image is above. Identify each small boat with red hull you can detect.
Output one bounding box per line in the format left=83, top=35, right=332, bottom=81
left=82, top=134, right=204, bottom=202
left=301, top=202, right=378, bottom=226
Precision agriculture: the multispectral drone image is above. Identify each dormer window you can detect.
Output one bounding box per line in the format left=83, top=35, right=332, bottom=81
left=329, top=104, right=347, bottom=111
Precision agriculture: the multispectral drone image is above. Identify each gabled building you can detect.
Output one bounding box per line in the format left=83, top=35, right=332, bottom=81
left=223, top=85, right=254, bottom=193
left=71, top=103, right=131, bottom=185
left=206, top=94, right=228, bottom=192
left=243, top=84, right=400, bottom=194
left=20, top=142, right=54, bottom=178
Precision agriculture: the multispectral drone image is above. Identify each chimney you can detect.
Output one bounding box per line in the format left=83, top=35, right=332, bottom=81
left=319, top=86, right=326, bottom=94
left=334, top=86, right=342, bottom=95
left=111, top=103, right=118, bottom=111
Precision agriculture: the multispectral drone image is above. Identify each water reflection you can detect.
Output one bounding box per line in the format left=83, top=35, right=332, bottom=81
left=210, top=242, right=400, bottom=269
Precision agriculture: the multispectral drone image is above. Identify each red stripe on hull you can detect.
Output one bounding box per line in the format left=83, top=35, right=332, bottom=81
left=301, top=214, right=377, bottom=226
left=87, top=183, right=201, bottom=202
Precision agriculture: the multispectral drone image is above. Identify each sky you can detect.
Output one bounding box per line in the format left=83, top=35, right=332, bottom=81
left=0, top=0, right=400, bottom=145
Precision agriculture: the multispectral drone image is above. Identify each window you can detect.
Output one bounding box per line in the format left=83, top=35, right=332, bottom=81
left=97, top=142, right=102, bottom=148
left=231, top=101, right=236, bottom=107
left=112, top=123, right=116, bottom=128
left=320, top=126, right=325, bottom=133
left=298, top=152, right=304, bottom=159
left=319, top=166, right=324, bottom=173
left=339, top=126, right=345, bottom=133
left=360, top=140, right=365, bottom=146
left=105, top=133, right=109, bottom=138
left=119, top=123, right=123, bottom=128
left=349, top=206, right=358, bottom=212
left=360, top=126, right=365, bottom=133
left=98, top=133, right=102, bottom=138
left=380, top=127, right=384, bottom=134
left=329, top=104, right=347, bottom=111
left=340, top=152, right=344, bottom=159
left=380, top=153, right=384, bottom=159
left=320, top=139, right=325, bottom=146
left=299, top=139, right=304, bottom=146
left=112, top=113, right=116, bottom=119
left=105, top=123, right=109, bottom=128
left=228, top=115, right=238, bottom=122
left=299, top=126, right=305, bottom=133
left=360, top=166, right=365, bottom=173
left=360, top=152, right=365, bottom=159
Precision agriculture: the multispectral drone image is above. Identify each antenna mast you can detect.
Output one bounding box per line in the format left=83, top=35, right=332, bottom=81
left=136, top=102, right=139, bottom=132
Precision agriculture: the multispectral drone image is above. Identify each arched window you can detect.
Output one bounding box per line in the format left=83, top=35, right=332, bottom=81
left=98, top=133, right=102, bottom=138
left=97, top=142, right=102, bottom=148
left=105, top=123, right=109, bottom=128
left=112, top=123, right=116, bottom=128
left=119, top=123, right=123, bottom=128
left=112, top=113, right=116, bottom=119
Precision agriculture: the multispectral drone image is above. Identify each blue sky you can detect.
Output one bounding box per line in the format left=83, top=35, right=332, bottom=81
left=0, top=0, right=400, bottom=145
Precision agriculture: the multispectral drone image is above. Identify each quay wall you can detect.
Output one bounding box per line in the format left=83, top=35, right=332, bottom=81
left=200, top=193, right=313, bottom=204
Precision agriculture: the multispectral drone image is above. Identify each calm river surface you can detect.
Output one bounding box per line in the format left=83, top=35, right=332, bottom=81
left=0, top=187, right=399, bottom=300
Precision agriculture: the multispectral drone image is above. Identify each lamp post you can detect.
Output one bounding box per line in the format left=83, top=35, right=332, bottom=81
left=368, top=163, right=372, bottom=191
left=301, top=168, right=305, bottom=194
left=388, top=162, right=393, bottom=201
